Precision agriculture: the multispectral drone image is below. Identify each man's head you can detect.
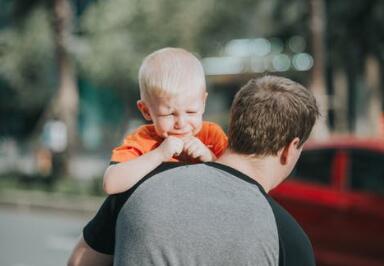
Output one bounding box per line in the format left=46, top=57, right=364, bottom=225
left=228, top=75, right=319, bottom=157
left=136, top=48, right=207, bottom=138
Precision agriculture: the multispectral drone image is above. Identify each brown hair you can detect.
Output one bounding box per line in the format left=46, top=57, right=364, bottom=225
left=228, top=75, right=319, bottom=156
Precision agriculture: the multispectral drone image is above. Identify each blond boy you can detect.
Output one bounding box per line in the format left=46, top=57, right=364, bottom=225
left=103, top=48, right=228, bottom=194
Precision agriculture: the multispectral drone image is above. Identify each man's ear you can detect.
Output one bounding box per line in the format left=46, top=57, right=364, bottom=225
left=137, top=100, right=152, bottom=121
left=279, top=137, right=301, bottom=165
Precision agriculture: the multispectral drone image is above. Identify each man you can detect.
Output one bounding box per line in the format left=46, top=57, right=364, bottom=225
left=68, top=75, right=319, bottom=266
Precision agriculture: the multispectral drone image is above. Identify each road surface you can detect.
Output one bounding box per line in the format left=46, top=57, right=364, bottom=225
left=0, top=207, right=92, bottom=266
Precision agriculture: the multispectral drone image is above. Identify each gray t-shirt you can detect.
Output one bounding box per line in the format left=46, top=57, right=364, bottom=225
left=83, top=162, right=315, bottom=266
left=114, top=164, right=278, bottom=266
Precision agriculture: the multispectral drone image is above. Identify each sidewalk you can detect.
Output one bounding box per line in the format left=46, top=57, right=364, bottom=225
left=0, top=188, right=104, bottom=216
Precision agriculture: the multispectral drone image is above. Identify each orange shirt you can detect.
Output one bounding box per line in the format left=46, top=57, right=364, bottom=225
left=111, top=121, right=228, bottom=163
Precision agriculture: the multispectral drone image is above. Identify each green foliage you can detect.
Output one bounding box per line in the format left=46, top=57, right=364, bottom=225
left=0, top=7, right=55, bottom=110
left=76, top=0, right=309, bottom=90
left=327, top=0, right=384, bottom=66
left=2, top=0, right=383, bottom=139
left=0, top=0, right=312, bottom=98
left=76, top=0, right=215, bottom=89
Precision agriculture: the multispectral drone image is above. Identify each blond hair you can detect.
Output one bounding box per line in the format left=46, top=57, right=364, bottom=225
left=138, top=48, right=206, bottom=100
left=228, top=75, right=319, bottom=156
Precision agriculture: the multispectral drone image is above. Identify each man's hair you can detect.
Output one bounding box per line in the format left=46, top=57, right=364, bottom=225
left=228, top=75, right=319, bottom=156
left=138, top=47, right=206, bottom=100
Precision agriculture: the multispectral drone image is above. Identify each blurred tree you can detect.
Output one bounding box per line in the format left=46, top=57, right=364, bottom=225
left=0, top=0, right=313, bottom=139
left=76, top=0, right=309, bottom=88
left=326, top=0, right=384, bottom=136
left=308, top=0, right=329, bottom=139
left=76, top=0, right=216, bottom=88
left=2, top=0, right=384, bottom=146
left=0, top=5, right=56, bottom=138
left=0, top=0, right=78, bottom=178
left=51, top=0, right=78, bottom=159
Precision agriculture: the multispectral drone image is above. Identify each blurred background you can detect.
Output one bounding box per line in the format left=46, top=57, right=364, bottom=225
left=0, top=0, right=383, bottom=265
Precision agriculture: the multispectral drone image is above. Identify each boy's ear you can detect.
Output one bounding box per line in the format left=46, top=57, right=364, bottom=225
left=137, top=100, right=152, bottom=121
left=202, top=92, right=208, bottom=111
left=279, top=137, right=301, bottom=165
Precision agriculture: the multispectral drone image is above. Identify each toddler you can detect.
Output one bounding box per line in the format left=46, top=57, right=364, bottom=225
left=103, top=48, right=228, bottom=194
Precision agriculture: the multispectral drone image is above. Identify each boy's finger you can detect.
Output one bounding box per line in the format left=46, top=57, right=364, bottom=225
left=189, top=145, right=201, bottom=157
left=182, top=135, right=197, bottom=144
left=183, top=140, right=194, bottom=151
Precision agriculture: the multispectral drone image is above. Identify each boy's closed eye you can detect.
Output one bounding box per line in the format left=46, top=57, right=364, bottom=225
left=187, top=110, right=198, bottom=114
left=158, top=111, right=198, bottom=116
left=158, top=113, right=173, bottom=117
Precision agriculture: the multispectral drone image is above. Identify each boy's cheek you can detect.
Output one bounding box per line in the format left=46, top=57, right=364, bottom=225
left=191, top=117, right=202, bottom=126
left=192, top=118, right=204, bottom=132
left=156, top=117, right=172, bottom=126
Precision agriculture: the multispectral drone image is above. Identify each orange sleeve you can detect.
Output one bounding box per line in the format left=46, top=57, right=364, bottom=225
left=110, top=140, right=144, bottom=163
left=110, top=125, right=161, bottom=163
left=197, top=121, right=228, bottom=158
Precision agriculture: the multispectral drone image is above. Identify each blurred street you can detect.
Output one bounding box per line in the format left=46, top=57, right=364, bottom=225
left=0, top=149, right=109, bottom=181
left=0, top=208, right=90, bottom=266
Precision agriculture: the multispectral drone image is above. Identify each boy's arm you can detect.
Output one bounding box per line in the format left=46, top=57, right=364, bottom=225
left=103, top=149, right=166, bottom=194
left=103, top=136, right=184, bottom=194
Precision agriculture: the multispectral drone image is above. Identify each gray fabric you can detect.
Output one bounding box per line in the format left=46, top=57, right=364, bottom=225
left=114, top=164, right=279, bottom=266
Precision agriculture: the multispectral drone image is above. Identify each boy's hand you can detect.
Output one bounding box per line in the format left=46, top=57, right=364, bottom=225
left=182, top=136, right=214, bottom=162
left=158, top=136, right=184, bottom=161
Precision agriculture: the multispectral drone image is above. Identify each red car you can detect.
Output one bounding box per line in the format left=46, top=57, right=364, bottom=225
left=270, top=137, right=384, bottom=266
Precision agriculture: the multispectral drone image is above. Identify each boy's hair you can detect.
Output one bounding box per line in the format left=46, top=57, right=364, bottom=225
left=138, top=47, right=206, bottom=100
left=228, top=75, right=319, bottom=156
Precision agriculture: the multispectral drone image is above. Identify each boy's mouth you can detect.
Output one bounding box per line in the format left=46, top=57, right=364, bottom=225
left=169, top=132, right=192, bottom=137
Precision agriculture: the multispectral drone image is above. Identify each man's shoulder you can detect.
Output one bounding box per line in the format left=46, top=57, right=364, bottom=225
left=266, top=197, right=316, bottom=266
left=148, top=162, right=188, bottom=176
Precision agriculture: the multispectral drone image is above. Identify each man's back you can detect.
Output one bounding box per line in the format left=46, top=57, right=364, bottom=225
left=110, top=163, right=312, bottom=265
left=82, top=163, right=314, bottom=265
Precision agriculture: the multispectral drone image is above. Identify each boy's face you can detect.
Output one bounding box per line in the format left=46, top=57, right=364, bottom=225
left=137, top=90, right=207, bottom=138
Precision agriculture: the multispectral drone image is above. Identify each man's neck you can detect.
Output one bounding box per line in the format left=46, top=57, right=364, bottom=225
left=215, top=150, right=282, bottom=193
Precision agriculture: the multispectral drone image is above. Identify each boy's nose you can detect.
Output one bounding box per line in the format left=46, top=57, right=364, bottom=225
left=174, top=115, right=186, bottom=128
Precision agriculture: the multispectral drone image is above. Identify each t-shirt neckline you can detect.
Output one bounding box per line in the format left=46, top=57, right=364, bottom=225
left=204, top=161, right=267, bottom=195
